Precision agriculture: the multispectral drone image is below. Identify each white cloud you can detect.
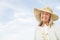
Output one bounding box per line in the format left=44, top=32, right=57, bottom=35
left=56, top=6, right=60, bottom=10
left=14, top=11, right=29, bottom=18
left=0, top=23, right=6, bottom=32
left=2, top=27, right=35, bottom=40
left=0, top=0, right=36, bottom=40
left=4, top=17, right=34, bottom=32
left=0, top=0, right=34, bottom=23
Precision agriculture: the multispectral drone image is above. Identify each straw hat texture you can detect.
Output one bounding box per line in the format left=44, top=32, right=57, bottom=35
left=34, top=7, right=58, bottom=22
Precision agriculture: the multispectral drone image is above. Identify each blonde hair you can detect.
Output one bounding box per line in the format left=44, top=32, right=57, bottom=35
left=38, top=14, right=54, bottom=27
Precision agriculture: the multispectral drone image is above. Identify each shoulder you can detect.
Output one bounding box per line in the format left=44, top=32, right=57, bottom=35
left=34, top=26, right=43, bottom=33
left=34, top=26, right=41, bottom=31
left=50, top=24, right=56, bottom=30
left=51, top=23, right=59, bottom=29
left=53, top=24, right=60, bottom=40
left=53, top=24, right=60, bottom=30
left=52, top=24, right=60, bottom=34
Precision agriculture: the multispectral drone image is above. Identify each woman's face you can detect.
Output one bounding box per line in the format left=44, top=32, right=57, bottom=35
left=40, top=12, right=51, bottom=23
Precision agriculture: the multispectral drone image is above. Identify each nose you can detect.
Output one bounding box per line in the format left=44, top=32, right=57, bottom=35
left=43, top=13, right=46, bottom=17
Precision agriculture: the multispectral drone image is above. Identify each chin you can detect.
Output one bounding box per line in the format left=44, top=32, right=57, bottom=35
left=42, top=20, right=48, bottom=22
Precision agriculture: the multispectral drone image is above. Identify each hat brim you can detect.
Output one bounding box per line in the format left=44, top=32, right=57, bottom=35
left=34, top=8, right=58, bottom=22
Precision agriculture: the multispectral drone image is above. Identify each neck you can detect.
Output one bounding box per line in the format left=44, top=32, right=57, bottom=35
left=42, top=21, right=49, bottom=26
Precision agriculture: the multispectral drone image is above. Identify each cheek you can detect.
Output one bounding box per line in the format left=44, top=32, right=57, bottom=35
left=41, top=16, right=43, bottom=19
left=40, top=15, right=50, bottom=21
left=45, top=16, right=50, bottom=20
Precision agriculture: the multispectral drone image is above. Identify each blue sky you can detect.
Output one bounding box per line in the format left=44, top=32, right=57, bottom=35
left=0, top=0, right=60, bottom=40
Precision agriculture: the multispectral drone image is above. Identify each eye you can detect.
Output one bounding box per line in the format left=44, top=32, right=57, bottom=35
left=46, top=12, right=50, bottom=15
left=46, top=13, right=49, bottom=15
left=41, top=12, right=45, bottom=15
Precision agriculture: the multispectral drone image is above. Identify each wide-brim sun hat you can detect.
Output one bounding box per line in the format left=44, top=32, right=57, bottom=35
left=34, top=7, right=58, bottom=22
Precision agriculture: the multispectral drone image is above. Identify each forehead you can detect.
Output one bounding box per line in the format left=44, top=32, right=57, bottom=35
left=41, top=11, right=51, bottom=15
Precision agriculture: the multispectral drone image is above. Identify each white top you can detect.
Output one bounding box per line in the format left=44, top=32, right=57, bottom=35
left=34, top=24, right=60, bottom=40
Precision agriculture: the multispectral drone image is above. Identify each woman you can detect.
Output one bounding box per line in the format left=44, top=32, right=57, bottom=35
left=34, top=7, right=60, bottom=40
